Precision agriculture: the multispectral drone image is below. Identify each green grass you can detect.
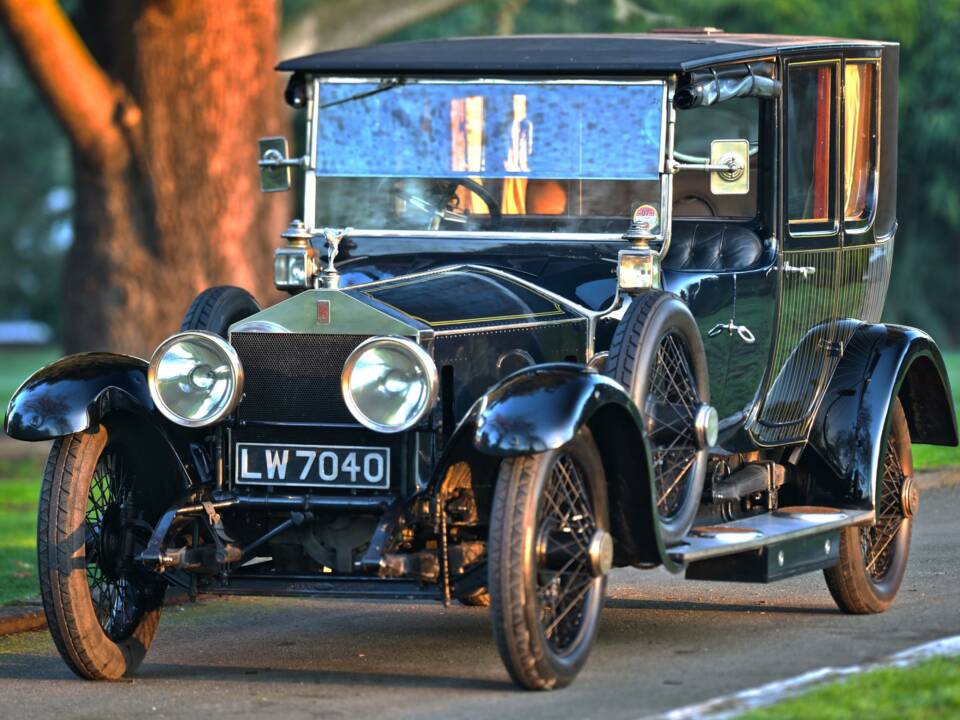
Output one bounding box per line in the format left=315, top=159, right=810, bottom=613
left=0, top=346, right=60, bottom=412
left=0, top=457, right=43, bottom=605
left=913, top=350, right=960, bottom=470
left=738, top=656, right=960, bottom=720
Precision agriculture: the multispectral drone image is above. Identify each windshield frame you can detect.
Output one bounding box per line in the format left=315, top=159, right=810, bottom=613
left=302, top=75, right=674, bottom=243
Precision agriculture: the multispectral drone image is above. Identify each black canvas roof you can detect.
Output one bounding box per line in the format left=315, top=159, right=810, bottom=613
left=277, top=33, right=890, bottom=76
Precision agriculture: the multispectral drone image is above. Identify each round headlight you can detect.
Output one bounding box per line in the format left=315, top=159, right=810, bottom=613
left=341, top=337, right=438, bottom=433
left=148, top=331, right=243, bottom=427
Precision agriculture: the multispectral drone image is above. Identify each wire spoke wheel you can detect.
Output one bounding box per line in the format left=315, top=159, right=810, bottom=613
left=39, top=426, right=165, bottom=680
left=84, top=449, right=146, bottom=642
left=489, top=428, right=609, bottom=690
left=606, top=291, right=710, bottom=543
left=648, top=332, right=701, bottom=520
left=824, top=397, right=914, bottom=614
left=535, top=454, right=597, bottom=653
left=860, top=433, right=906, bottom=581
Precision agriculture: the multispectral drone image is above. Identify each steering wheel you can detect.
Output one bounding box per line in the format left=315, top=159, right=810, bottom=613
left=675, top=193, right=718, bottom=217
left=392, top=178, right=502, bottom=229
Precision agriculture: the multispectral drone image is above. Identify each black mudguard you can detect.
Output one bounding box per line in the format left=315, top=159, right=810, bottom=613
left=460, top=363, right=677, bottom=570
left=5, top=352, right=156, bottom=441
left=807, top=323, right=957, bottom=508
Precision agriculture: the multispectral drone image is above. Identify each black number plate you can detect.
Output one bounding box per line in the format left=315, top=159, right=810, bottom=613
left=234, top=443, right=390, bottom=489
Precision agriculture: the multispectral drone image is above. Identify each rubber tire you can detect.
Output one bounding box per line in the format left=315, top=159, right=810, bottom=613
left=488, top=427, right=608, bottom=690
left=458, top=588, right=491, bottom=607
left=38, top=427, right=163, bottom=680
left=605, top=291, right=710, bottom=544
left=824, top=398, right=913, bottom=614
left=180, top=285, right=260, bottom=338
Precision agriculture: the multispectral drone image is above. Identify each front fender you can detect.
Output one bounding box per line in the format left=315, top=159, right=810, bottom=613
left=474, top=363, right=642, bottom=455
left=807, top=323, right=958, bottom=508
left=471, top=363, right=676, bottom=570
left=4, top=353, right=156, bottom=441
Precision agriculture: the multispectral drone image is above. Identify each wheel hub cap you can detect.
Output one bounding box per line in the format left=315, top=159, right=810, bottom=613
left=587, top=529, right=614, bottom=577
left=900, top=474, right=919, bottom=518
left=694, top=404, right=719, bottom=449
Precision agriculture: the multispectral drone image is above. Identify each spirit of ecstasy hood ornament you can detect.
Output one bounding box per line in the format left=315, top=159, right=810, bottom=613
left=318, top=227, right=352, bottom=289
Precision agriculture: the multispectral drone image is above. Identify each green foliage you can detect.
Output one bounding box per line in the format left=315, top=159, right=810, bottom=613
left=0, top=1, right=958, bottom=347
left=391, top=0, right=960, bottom=347
left=0, top=30, right=70, bottom=337
left=737, top=655, right=960, bottom=720
left=913, top=349, right=960, bottom=469
left=0, top=458, right=42, bottom=605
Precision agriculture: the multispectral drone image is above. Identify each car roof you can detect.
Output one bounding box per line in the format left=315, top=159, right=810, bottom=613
left=276, top=32, right=893, bottom=76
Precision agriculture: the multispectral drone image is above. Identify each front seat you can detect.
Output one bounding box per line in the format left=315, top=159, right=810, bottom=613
left=664, top=222, right=765, bottom=272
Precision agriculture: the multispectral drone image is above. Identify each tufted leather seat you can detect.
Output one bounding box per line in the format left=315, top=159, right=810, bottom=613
left=663, top=222, right=765, bottom=272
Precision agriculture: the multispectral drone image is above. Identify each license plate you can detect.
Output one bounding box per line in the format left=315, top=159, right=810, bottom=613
left=234, top=443, right=390, bottom=489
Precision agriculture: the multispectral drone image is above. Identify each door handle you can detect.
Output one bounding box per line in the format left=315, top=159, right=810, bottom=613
left=784, top=262, right=816, bottom=278
left=708, top=320, right=756, bottom=344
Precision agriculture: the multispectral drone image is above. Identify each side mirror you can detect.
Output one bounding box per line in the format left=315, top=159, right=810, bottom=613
left=258, top=136, right=292, bottom=193
left=709, top=139, right=750, bottom=195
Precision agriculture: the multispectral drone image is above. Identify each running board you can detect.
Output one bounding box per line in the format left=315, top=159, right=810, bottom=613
left=668, top=507, right=873, bottom=580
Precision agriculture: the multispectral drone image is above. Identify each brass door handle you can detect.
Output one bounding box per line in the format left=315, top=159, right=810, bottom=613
left=784, top=262, right=816, bottom=278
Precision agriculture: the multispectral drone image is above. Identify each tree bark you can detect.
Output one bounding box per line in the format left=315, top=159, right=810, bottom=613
left=2, top=0, right=475, bottom=356
left=1, top=0, right=288, bottom=356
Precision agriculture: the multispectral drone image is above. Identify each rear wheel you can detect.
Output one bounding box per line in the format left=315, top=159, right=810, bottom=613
left=824, top=398, right=914, bottom=614
left=180, top=285, right=260, bottom=337
left=606, top=291, right=713, bottom=543
left=488, top=428, right=611, bottom=690
left=38, top=425, right=165, bottom=680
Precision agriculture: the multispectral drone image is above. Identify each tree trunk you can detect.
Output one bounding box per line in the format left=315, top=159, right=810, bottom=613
left=59, top=1, right=288, bottom=356
left=2, top=0, right=475, bottom=356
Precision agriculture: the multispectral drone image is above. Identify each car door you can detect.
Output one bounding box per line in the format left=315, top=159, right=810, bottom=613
left=752, top=57, right=843, bottom=446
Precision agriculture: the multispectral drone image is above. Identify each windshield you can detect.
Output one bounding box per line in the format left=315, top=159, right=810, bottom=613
left=311, top=79, right=667, bottom=235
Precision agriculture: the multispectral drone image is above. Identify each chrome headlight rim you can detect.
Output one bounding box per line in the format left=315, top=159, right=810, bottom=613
left=341, top=336, right=439, bottom=434
left=147, top=330, right=244, bottom=428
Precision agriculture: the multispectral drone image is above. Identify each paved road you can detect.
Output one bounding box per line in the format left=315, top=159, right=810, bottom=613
left=1, top=485, right=958, bottom=720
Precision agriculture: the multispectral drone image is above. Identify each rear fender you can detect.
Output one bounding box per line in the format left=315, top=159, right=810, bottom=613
left=436, top=363, right=677, bottom=570
left=806, top=324, right=957, bottom=508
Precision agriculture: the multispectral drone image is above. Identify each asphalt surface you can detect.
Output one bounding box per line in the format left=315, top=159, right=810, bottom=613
left=1, top=485, right=957, bottom=720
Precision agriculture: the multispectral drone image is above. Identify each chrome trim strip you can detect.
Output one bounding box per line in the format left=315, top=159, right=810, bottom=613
left=433, top=316, right=586, bottom=338
left=317, top=77, right=668, bottom=87
left=320, top=229, right=629, bottom=242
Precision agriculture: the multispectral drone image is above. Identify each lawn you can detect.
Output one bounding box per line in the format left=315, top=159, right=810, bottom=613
left=738, top=655, right=960, bottom=720
left=913, top=349, right=960, bottom=470
left=0, top=457, right=43, bottom=605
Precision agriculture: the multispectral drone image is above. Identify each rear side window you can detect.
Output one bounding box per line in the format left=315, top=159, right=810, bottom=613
left=844, top=61, right=879, bottom=227
left=787, top=62, right=837, bottom=232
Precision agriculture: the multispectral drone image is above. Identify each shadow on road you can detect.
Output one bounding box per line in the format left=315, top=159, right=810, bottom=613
left=605, top=597, right=838, bottom=615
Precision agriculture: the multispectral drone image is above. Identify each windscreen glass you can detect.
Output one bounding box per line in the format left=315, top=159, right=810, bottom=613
left=313, top=79, right=666, bottom=234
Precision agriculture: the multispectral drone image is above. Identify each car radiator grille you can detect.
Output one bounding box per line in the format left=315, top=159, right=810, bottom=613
left=231, top=332, right=367, bottom=424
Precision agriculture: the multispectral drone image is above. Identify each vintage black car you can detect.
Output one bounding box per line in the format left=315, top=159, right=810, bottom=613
left=6, top=32, right=958, bottom=689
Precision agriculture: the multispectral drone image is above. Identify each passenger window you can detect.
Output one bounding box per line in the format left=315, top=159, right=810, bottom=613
left=787, top=62, right=837, bottom=230
left=673, top=98, right=759, bottom=219
left=844, top=61, right=878, bottom=225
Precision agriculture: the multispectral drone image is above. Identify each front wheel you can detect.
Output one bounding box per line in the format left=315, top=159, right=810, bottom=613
left=606, top=291, right=713, bottom=543
left=38, top=425, right=165, bottom=680
left=488, top=428, right=611, bottom=690
left=824, top=398, right=914, bottom=614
